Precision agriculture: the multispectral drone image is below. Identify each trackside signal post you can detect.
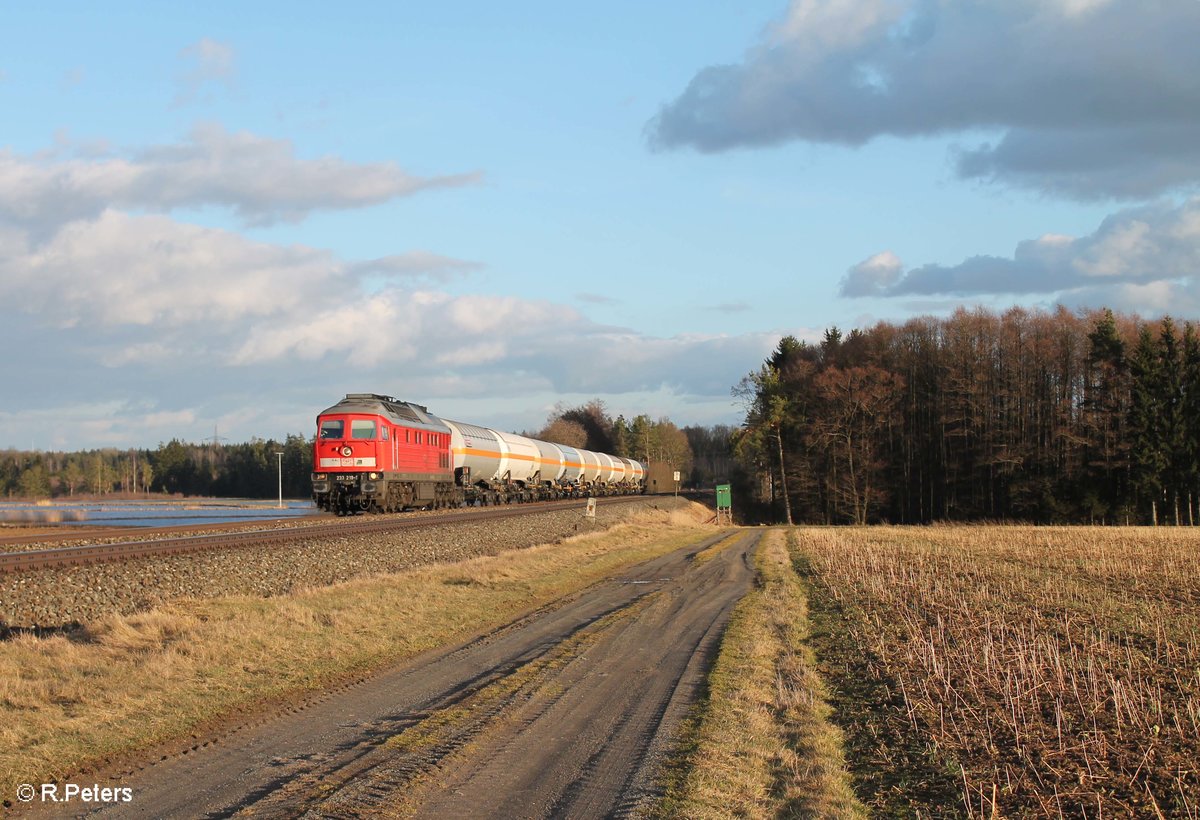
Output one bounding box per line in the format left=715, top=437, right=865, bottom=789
left=715, top=484, right=732, bottom=525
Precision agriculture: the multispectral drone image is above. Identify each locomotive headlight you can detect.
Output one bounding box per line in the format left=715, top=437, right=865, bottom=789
left=369, top=472, right=379, bottom=480
left=341, top=445, right=353, bottom=457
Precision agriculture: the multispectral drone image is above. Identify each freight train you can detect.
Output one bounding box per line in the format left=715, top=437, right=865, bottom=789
left=311, top=394, right=646, bottom=514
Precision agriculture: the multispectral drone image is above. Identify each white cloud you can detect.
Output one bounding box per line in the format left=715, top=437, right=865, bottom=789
left=707, top=302, right=753, bottom=313
left=174, top=38, right=236, bottom=106
left=649, top=0, right=1200, bottom=199
left=0, top=122, right=771, bottom=451
left=767, top=0, right=901, bottom=55
left=576, top=292, right=622, bottom=306
left=0, top=122, right=484, bottom=338
left=349, top=251, right=483, bottom=283
left=0, top=401, right=200, bottom=450
left=841, top=250, right=903, bottom=296
left=99, top=341, right=181, bottom=367
left=0, top=210, right=340, bottom=328
left=229, top=291, right=415, bottom=365
left=840, top=198, right=1200, bottom=313
left=0, top=210, right=785, bottom=446
left=0, top=270, right=787, bottom=447
left=0, top=123, right=482, bottom=229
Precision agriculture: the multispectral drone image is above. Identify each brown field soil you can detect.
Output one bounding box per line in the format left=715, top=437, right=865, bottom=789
left=791, top=525, right=1200, bottom=817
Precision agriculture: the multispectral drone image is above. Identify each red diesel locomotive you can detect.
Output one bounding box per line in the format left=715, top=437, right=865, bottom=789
left=311, top=394, right=645, bottom=514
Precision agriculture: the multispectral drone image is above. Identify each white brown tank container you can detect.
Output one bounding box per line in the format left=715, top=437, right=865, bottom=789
left=495, top=430, right=540, bottom=483
left=577, top=449, right=602, bottom=483
left=628, top=458, right=648, bottom=485
left=447, top=420, right=562, bottom=487
left=557, top=445, right=584, bottom=483
left=533, top=440, right=567, bottom=483
left=609, top=456, right=628, bottom=483
left=446, top=419, right=506, bottom=482
left=595, top=452, right=617, bottom=484
left=615, top=456, right=636, bottom=484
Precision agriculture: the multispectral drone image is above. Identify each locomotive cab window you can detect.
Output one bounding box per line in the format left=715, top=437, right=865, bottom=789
left=319, top=420, right=344, bottom=439
left=350, top=420, right=377, bottom=439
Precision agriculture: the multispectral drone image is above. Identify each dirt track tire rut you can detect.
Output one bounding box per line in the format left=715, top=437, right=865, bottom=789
left=72, top=528, right=758, bottom=819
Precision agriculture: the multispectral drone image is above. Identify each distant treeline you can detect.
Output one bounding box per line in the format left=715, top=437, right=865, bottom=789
left=532, top=399, right=737, bottom=490
left=2, top=405, right=741, bottom=503
left=737, top=306, right=1200, bottom=525
left=1, top=435, right=314, bottom=500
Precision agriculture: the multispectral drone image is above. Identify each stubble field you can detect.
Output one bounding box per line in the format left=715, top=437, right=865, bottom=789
left=792, top=525, right=1199, bottom=817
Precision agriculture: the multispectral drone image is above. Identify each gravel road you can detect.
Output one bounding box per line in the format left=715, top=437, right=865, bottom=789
left=59, top=526, right=758, bottom=819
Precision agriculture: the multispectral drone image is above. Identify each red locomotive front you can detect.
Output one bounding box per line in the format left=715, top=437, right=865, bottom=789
left=311, top=394, right=454, bottom=514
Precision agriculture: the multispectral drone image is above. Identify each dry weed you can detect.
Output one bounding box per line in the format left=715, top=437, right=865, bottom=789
left=795, top=525, right=1200, bottom=817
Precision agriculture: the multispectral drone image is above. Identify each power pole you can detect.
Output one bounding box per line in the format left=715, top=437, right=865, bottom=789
left=275, top=451, right=285, bottom=509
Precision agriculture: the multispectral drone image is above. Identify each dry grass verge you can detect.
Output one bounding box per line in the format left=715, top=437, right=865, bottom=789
left=0, top=503, right=716, bottom=801
left=655, top=528, right=864, bottom=819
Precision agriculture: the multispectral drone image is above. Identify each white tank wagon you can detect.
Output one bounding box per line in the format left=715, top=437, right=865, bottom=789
left=596, top=452, right=618, bottom=484
left=534, top=439, right=567, bottom=483
left=497, top=431, right=542, bottom=483
left=619, top=457, right=646, bottom=485
left=557, top=444, right=584, bottom=483
left=442, top=418, right=645, bottom=503
left=313, top=393, right=645, bottom=511
left=578, top=449, right=601, bottom=483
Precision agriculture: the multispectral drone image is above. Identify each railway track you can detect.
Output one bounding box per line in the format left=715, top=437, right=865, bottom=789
left=0, top=496, right=645, bottom=576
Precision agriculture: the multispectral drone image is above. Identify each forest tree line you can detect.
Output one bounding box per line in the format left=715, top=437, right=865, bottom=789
left=737, top=306, right=1200, bottom=525
left=2, top=403, right=733, bottom=502
left=1, top=435, right=314, bottom=500
left=534, top=400, right=693, bottom=475
left=533, top=401, right=741, bottom=494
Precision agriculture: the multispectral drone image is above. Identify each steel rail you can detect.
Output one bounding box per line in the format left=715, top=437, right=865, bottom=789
left=0, top=496, right=647, bottom=576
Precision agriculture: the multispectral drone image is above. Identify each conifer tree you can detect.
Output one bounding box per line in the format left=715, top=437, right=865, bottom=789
left=1182, top=324, right=1200, bottom=524
left=1082, top=309, right=1128, bottom=522
left=1128, top=326, right=1167, bottom=523
left=1158, top=318, right=1186, bottom=523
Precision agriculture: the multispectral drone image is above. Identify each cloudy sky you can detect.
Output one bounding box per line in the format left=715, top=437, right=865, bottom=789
left=2, top=0, right=1198, bottom=450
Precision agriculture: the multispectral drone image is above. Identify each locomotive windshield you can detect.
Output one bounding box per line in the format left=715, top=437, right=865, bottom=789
left=319, top=419, right=344, bottom=439
left=350, top=420, right=377, bottom=439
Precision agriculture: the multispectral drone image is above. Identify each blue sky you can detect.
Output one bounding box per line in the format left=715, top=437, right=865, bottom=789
left=2, top=1, right=1198, bottom=450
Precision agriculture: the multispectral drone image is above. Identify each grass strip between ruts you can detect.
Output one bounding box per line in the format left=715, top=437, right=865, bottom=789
left=654, top=527, right=865, bottom=818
